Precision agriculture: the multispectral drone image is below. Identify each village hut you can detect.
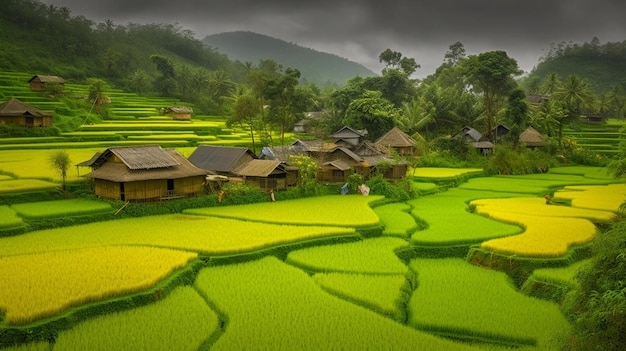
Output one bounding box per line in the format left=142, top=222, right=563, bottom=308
left=28, top=75, right=64, bottom=92
left=0, top=98, right=53, bottom=127
left=161, top=106, right=193, bottom=120
left=519, top=126, right=545, bottom=147
left=233, top=159, right=288, bottom=190
left=83, top=145, right=209, bottom=201
left=188, top=145, right=256, bottom=176
left=331, top=126, right=368, bottom=148
left=375, top=126, right=417, bottom=156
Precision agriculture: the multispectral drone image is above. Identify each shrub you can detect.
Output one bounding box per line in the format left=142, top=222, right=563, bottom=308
left=483, top=144, right=554, bottom=175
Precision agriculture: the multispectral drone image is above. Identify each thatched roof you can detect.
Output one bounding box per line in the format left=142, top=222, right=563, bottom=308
left=290, top=139, right=336, bottom=153
left=376, top=127, right=417, bottom=147
left=234, top=159, right=284, bottom=177
left=76, top=152, right=102, bottom=167
left=188, top=145, right=256, bottom=173
left=519, top=126, right=544, bottom=146
left=28, top=75, right=64, bottom=83
left=471, top=141, right=494, bottom=149
left=85, top=147, right=208, bottom=182
left=0, top=98, right=52, bottom=117
left=161, top=106, right=193, bottom=114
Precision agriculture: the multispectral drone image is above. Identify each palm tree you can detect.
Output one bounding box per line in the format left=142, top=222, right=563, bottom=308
left=553, top=75, right=595, bottom=121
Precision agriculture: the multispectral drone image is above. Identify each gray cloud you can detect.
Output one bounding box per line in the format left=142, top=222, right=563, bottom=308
left=41, top=0, right=626, bottom=78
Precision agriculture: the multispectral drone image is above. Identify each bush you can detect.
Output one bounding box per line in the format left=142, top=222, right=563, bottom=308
left=366, top=175, right=412, bottom=201
left=562, top=221, right=626, bottom=351
left=483, top=144, right=554, bottom=175
left=0, top=125, right=60, bottom=138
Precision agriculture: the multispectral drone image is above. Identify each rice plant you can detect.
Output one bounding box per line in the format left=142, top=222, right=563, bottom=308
left=0, top=246, right=197, bottom=324
left=409, top=189, right=522, bottom=246
left=194, top=256, right=481, bottom=351
left=408, top=257, right=570, bottom=349
left=0, top=205, right=24, bottom=229
left=0, top=179, right=57, bottom=194
left=53, top=286, right=218, bottom=351
left=471, top=197, right=617, bottom=221
left=0, top=342, right=50, bottom=351
left=373, top=202, right=418, bottom=238
left=286, top=237, right=409, bottom=274
left=313, top=272, right=407, bottom=319
left=0, top=214, right=355, bottom=257
left=554, top=183, right=626, bottom=212
left=184, top=195, right=383, bottom=228
left=10, top=199, right=113, bottom=219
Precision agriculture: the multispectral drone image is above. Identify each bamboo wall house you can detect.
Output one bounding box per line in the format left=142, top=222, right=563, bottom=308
left=28, top=75, right=65, bottom=92
left=0, top=98, right=53, bottom=127
left=82, top=145, right=209, bottom=201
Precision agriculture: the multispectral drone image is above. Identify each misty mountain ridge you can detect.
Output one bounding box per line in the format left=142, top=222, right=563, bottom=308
left=202, top=31, right=377, bottom=86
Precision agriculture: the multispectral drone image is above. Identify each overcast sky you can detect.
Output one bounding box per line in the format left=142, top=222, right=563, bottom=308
left=40, top=0, right=626, bottom=78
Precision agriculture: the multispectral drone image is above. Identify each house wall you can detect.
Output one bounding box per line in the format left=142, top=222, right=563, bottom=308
left=174, top=176, right=205, bottom=195
left=94, top=179, right=121, bottom=200
left=0, top=115, right=52, bottom=127
left=247, top=177, right=287, bottom=190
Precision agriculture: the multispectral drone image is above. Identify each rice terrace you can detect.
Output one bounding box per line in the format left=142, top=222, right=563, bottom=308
left=2, top=11, right=626, bottom=349
left=2, top=86, right=626, bottom=350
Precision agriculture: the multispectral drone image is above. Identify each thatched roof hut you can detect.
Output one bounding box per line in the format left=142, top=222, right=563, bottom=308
left=0, top=98, right=53, bottom=127
left=84, top=145, right=209, bottom=201
left=375, top=126, right=417, bottom=156
left=161, top=106, right=193, bottom=120
left=233, top=159, right=288, bottom=190
left=519, top=126, right=544, bottom=147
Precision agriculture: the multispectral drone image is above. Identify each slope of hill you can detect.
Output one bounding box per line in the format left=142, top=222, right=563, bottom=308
left=202, top=31, right=377, bottom=86
left=525, top=40, right=626, bottom=94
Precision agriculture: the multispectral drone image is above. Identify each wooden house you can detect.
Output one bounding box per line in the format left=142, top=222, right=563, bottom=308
left=188, top=145, right=256, bottom=176
left=83, top=145, right=208, bottom=201
left=161, top=106, right=193, bottom=120
left=331, top=126, right=368, bottom=149
left=0, top=98, right=53, bottom=127
left=375, top=126, right=417, bottom=156
left=233, top=159, right=288, bottom=190
left=28, top=75, right=64, bottom=92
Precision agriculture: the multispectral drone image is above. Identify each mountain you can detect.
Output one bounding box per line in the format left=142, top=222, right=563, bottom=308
left=202, top=31, right=377, bottom=86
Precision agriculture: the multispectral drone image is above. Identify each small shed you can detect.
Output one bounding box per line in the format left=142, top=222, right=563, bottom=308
left=233, top=159, right=288, bottom=190
left=0, top=98, right=53, bottom=127
left=519, top=126, right=545, bottom=147
left=161, top=106, right=193, bottom=120
left=28, top=75, right=65, bottom=92
left=83, top=145, right=209, bottom=201
left=375, top=126, right=417, bottom=156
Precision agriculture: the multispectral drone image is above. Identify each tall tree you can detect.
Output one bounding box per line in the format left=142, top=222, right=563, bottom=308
left=265, top=68, right=302, bottom=145
left=504, top=87, right=529, bottom=145
left=229, top=94, right=261, bottom=153
left=461, top=50, right=522, bottom=142
left=343, top=90, right=399, bottom=140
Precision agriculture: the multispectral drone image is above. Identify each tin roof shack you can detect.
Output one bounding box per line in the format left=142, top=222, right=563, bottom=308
left=83, top=145, right=208, bottom=201
left=28, top=75, right=65, bottom=92
left=0, top=98, right=53, bottom=127
left=188, top=145, right=256, bottom=176
left=161, top=106, right=193, bottom=121
left=375, top=126, right=417, bottom=156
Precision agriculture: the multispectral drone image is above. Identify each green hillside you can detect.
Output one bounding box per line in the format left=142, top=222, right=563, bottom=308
left=525, top=39, right=626, bottom=94
left=203, top=31, right=377, bottom=86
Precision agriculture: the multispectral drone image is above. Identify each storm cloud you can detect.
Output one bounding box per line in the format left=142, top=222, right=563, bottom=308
left=40, top=0, right=626, bottom=78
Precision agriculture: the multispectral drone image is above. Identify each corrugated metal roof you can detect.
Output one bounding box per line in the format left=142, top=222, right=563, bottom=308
left=110, top=145, right=180, bottom=170
left=188, top=145, right=255, bottom=173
